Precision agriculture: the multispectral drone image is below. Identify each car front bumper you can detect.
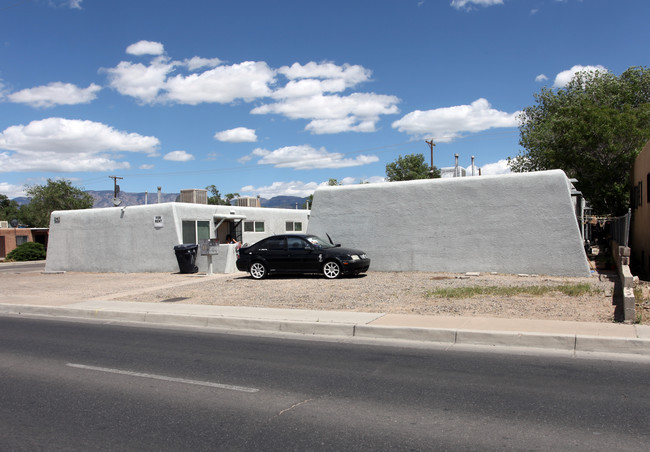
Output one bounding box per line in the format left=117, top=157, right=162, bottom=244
left=341, top=258, right=371, bottom=274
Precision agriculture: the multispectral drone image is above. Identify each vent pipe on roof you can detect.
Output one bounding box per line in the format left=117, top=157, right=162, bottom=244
left=157, top=186, right=162, bottom=204
left=454, top=154, right=459, bottom=177
left=471, top=156, right=475, bottom=176
left=145, top=191, right=148, bottom=205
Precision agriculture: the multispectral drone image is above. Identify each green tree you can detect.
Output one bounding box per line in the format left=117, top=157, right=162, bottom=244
left=22, top=179, right=94, bottom=227
left=205, top=185, right=239, bottom=205
left=385, top=153, right=440, bottom=181
left=301, top=194, right=314, bottom=209
left=509, top=66, right=650, bottom=214
left=224, top=192, right=240, bottom=204
left=0, top=194, right=20, bottom=222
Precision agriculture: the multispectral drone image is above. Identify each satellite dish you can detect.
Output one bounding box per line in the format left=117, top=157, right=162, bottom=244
left=112, top=197, right=122, bottom=206
left=10, top=219, right=18, bottom=228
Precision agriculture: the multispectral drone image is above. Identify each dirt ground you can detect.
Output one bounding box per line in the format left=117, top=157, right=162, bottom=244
left=4, top=265, right=647, bottom=324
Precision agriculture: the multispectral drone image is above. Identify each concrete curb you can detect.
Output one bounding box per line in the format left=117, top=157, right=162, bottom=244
left=1, top=304, right=649, bottom=356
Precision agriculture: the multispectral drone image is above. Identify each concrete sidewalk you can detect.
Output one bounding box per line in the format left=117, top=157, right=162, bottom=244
left=1, top=299, right=648, bottom=357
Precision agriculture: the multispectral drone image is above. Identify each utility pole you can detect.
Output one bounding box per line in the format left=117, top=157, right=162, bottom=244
left=425, top=139, right=435, bottom=178
left=109, top=175, right=123, bottom=206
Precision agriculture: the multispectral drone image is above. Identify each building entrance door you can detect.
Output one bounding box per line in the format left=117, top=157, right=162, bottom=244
left=0, top=236, right=5, bottom=258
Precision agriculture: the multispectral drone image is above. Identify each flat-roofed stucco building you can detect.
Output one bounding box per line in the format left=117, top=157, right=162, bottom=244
left=307, top=169, right=590, bottom=277
left=45, top=203, right=309, bottom=273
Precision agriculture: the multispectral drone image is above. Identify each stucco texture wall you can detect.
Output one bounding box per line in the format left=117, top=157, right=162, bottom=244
left=307, top=170, right=590, bottom=277
left=631, top=140, right=650, bottom=276
left=45, top=203, right=182, bottom=273
left=45, top=203, right=310, bottom=273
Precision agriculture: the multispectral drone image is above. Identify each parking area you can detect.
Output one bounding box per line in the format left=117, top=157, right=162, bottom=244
left=0, top=263, right=625, bottom=323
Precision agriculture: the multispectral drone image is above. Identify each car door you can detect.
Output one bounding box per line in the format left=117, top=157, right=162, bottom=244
left=286, top=237, right=321, bottom=273
left=255, top=237, right=287, bottom=271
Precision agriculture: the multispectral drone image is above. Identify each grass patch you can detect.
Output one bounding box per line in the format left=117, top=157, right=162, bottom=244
left=426, top=283, right=598, bottom=299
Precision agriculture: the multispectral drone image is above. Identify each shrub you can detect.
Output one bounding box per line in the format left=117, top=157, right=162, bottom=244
left=6, top=241, right=46, bottom=261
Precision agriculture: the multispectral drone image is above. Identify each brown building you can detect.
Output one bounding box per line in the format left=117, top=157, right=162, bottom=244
left=0, top=226, right=49, bottom=259
left=631, top=140, right=650, bottom=277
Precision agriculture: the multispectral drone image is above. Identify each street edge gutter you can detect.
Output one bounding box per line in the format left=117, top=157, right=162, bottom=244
left=1, top=304, right=649, bottom=356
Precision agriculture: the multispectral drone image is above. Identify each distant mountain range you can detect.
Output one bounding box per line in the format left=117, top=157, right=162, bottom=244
left=12, top=191, right=309, bottom=210
left=87, top=190, right=179, bottom=208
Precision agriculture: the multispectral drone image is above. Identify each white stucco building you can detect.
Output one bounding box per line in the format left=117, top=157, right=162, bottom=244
left=45, top=203, right=309, bottom=273
left=307, top=169, right=590, bottom=277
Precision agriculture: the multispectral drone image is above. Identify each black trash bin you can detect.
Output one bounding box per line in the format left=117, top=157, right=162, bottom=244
left=174, top=244, right=199, bottom=274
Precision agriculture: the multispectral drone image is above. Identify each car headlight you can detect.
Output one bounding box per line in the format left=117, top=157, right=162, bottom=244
left=350, top=254, right=360, bottom=261
left=360, top=254, right=367, bottom=259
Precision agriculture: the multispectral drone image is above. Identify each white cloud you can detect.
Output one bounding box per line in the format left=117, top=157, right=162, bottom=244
left=104, top=56, right=174, bottom=104
left=164, top=61, right=275, bottom=105
left=105, top=53, right=275, bottom=105
left=239, top=175, right=386, bottom=198
left=535, top=74, right=548, bottom=83
left=240, top=180, right=323, bottom=198
left=214, top=127, right=257, bottom=143
left=48, top=0, right=83, bottom=9
left=126, top=40, right=165, bottom=56
left=183, top=57, right=223, bottom=71
left=278, top=62, right=371, bottom=87
left=392, top=98, right=519, bottom=141
left=253, top=61, right=398, bottom=134
left=104, top=47, right=399, bottom=134
left=139, top=164, right=154, bottom=170
left=8, top=82, right=101, bottom=108
left=253, top=92, right=400, bottom=134
left=0, top=117, right=159, bottom=172
left=163, top=150, right=194, bottom=162
left=271, top=79, right=347, bottom=99
left=363, top=176, right=386, bottom=184
left=553, top=65, right=608, bottom=88
left=451, top=0, right=503, bottom=10
left=247, top=145, right=379, bottom=170
left=0, top=182, right=27, bottom=198
left=475, top=159, right=511, bottom=176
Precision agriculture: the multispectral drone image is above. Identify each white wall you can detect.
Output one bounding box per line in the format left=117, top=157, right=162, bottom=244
left=45, top=203, right=309, bottom=273
left=307, top=170, right=590, bottom=277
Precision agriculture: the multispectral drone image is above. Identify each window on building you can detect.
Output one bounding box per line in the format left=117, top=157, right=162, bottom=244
left=16, top=235, right=28, bottom=246
left=182, top=220, right=211, bottom=244
left=285, top=221, right=303, bottom=232
left=244, top=221, right=265, bottom=232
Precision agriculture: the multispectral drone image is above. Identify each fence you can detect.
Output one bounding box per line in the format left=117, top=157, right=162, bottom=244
left=610, top=208, right=632, bottom=247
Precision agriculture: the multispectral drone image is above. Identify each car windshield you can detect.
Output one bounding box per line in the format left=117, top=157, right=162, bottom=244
left=305, top=235, right=335, bottom=249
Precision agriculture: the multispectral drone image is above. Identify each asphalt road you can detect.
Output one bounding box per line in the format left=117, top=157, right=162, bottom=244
left=0, top=261, right=45, bottom=273
left=1, top=316, right=649, bottom=451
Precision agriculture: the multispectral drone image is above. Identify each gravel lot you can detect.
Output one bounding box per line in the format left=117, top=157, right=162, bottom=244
left=3, top=264, right=646, bottom=324
left=114, top=270, right=624, bottom=323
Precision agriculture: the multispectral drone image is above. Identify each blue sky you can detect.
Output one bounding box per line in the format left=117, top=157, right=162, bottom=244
left=1, top=0, right=648, bottom=199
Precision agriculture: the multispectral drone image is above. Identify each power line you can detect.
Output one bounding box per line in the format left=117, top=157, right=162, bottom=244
left=0, top=0, right=32, bottom=12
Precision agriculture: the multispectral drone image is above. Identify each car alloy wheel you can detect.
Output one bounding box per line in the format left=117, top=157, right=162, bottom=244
left=250, top=262, right=268, bottom=280
left=323, top=261, right=341, bottom=279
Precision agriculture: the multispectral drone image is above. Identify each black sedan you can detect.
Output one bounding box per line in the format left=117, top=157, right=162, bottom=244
left=236, top=234, right=370, bottom=279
